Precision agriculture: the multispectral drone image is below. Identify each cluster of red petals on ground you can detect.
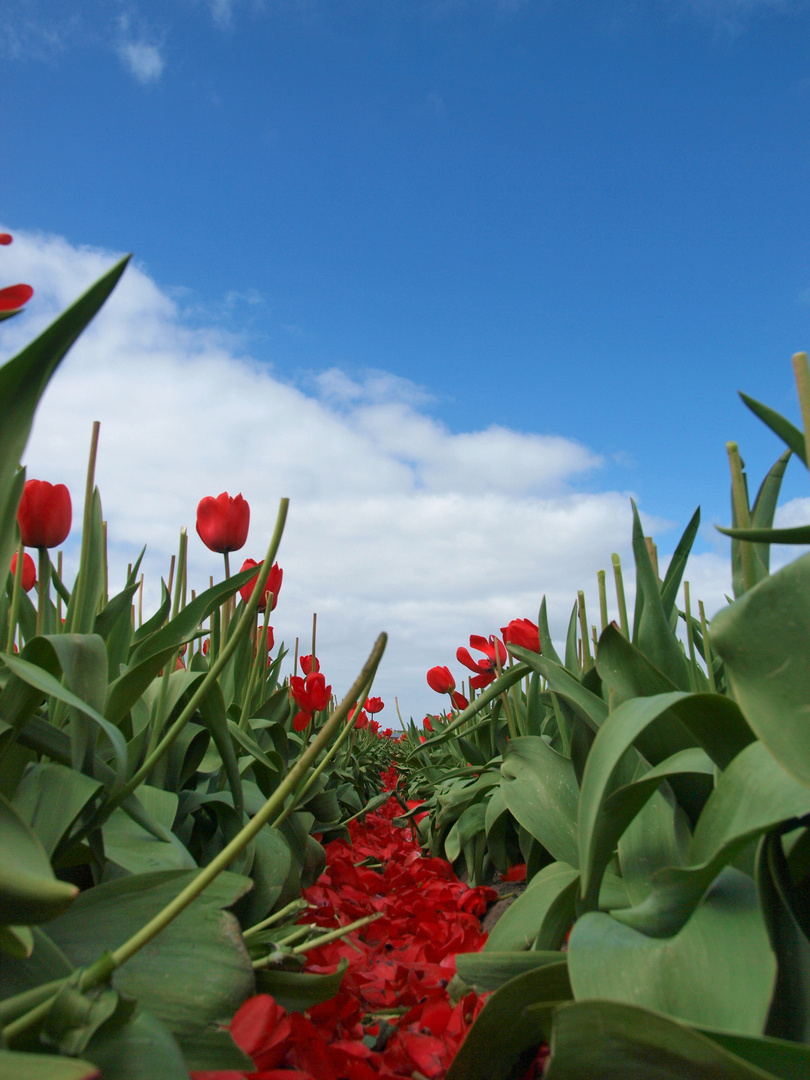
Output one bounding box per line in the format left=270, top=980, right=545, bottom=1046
left=193, top=780, right=505, bottom=1080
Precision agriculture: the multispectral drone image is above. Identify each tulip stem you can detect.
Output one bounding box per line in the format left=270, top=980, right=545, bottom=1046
left=611, top=554, right=630, bottom=637
left=94, top=499, right=290, bottom=822
left=6, top=542, right=25, bottom=652
left=243, top=898, right=308, bottom=940
left=36, top=547, right=49, bottom=636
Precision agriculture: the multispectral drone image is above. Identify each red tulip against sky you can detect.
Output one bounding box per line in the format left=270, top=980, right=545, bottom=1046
left=456, top=634, right=507, bottom=689
left=450, top=690, right=469, bottom=711
left=426, top=665, right=455, bottom=694
left=290, top=671, right=332, bottom=730
left=0, top=234, right=12, bottom=244
left=364, top=696, right=384, bottom=713
left=501, top=618, right=541, bottom=653
left=196, top=492, right=250, bottom=553
left=10, top=552, right=36, bottom=592
left=239, top=559, right=283, bottom=611
left=17, top=480, right=72, bottom=549
left=0, top=283, right=34, bottom=316
left=300, top=653, right=320, bottom=675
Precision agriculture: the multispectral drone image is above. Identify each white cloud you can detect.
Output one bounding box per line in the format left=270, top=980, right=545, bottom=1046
left=117, top=39, right=164, bottom=84
left=0, top=227, right=730, bottom=721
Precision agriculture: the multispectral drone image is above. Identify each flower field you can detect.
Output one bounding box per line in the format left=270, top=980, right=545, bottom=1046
left=3, top=241, right=810, bottom=1080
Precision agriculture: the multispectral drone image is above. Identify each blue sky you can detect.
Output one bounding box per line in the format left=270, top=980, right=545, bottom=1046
left=2, top=0, right=810, bottom=719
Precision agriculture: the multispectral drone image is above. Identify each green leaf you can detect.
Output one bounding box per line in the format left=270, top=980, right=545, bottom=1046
left=756, top=833, right=810, bottom=1042
left=0, top=257, right=129, bottom=586
left=710, top=553, right=810, bottom=790
left=543, top=1000, right=786, bottom=1080
left=0, top=925, right=34, bottom=959
left=256, top=958, right=348, bottom=1013
left=11, top=763, right=102, bottom=857
left=446, top=961, right=572, bottom=1080
left=537, top=597, right=563, bottom=666
left=509, top=650, right=608, bottom=733
left=501, top=737, right=580, bottom=867
left=484, top=862, right=579, bottom=952
left=630, top=501, right=691, bottom=689
left=739, top=391, right=807, bottom=466
left=82, top=1006, right=189, bottom=1080
left=0, top=645, right=127, bottom=786
left=0, top=1050, right=101, bottom=1080
left=613, top=740, right=810, bottom=937
left=660, top=506, right=701, bottom=620
left=568, top=868, right=776, bottom=1035
left=102, top=788, right=196, bottom=876
left=45, top=870, right=255, bottom=1070
left=700, top=1029, right=810, bottom=1080
left=455, top=950, right=566, bottom=993
left=0, top=794, right=78, bottom=925
left=578, top=691, right=753, bottom=911
left=64, top=488, right=105, bottom=635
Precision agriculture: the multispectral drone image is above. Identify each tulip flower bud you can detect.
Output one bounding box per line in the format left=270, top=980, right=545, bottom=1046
left=10, top=552, right=36, bottom=592
left=501, top=618, right=541, bottom=653
left=196, top=492, right=250, bottom=553
left=17, top=480, right=72, bottom=549
left=239, top=559, right=283, bottom=611
left=426, top=666, right=455, bottom=694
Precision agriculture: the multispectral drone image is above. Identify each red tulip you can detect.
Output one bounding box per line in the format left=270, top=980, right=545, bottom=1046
left=364, top=696, right=384, bottom=714
left=0, top=284, right=34, bottom=314
left=300, top=654, right=319, bottom=675
left=456, top=634, right=507, bottom=690
left=450, top=690, right=469, bottom=711
left=0, top=234, right=13, bottom=245
left=426, top=666, right=455, bottom=694
left=423, top=716, right=434, bottom=732
left=290, top=671, right=331, bottom=731
left=501, top=618, right=541, bottom=654
left=17, top=480, right=72, bottom=548
left=239, top=559, right=283, bottom=611
left=196, top=492, right=250, bottom=553
left=10, top=552, right=36, bottom=592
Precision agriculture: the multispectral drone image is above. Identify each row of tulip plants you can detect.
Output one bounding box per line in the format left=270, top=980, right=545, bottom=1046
left=391, top=356, right=810, bottom=1077
left=4, top=241, right=810, bottom=1080
left=0, top=247, right=400, bottom=1078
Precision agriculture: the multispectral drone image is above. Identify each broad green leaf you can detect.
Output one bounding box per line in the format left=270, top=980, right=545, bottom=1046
left=501, top=736, right=580, bottom=867
left=613, top=740, right=810, bottom=937
left=0, top=256, right=129, bottom=586
left=756, top=834, right=810, bottom=1042
left=45, top=869, right=255, bottom=1071
left=484, top=862, right=579, bottom=952
left=710, top=553, right=810, bottom=790
left=130, top=583, right=170, bottom=650
left=0, top=794, right=77, bottom=925
left=102, top=785, right=195, bottom=875
left=568, top=868, right=775, bottom=1035
left=748, top=450, right=792, bottom=576
left=12, top=762, right=102, bottom=857
left=543, top=1001, right=785, bottom=1080
left=82, top=1006, right=188, bottom=1080
left=104, top=645, right=185, bottom=727
left=0, top=647, right=127, bottom=785
left=0, top=1050, right=101, bottom=1080
left=564, top=600, right=579, bottom=674
left=578, top=691, right=753, bottom=910
left=256, top=958, right=348, bottom=1013
left=701, top=1028, right=810, bottom=1080
left=446, top=961, right=572, bottom=1080
left=616, top=764, right=691, bottom=906
left=455, top=950, right=565, bottom=993
left=232, top=825, right=291, bottom=929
